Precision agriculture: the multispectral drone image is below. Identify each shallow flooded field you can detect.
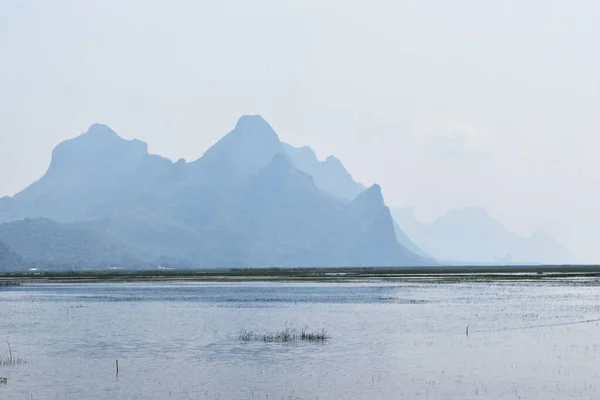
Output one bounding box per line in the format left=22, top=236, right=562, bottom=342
left=2, top=277, right=600, bottom=399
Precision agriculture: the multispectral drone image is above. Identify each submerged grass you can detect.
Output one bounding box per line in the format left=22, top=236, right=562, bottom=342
left=239, top=326, right=330, bottom=343
left=0, top=342, right=27, bottom=367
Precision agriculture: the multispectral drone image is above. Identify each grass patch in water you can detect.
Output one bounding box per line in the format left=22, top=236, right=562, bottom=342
left=239, top=326, right=329, bottom=342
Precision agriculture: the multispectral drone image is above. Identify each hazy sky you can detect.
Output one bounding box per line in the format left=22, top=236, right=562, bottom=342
left=1, top=0, right=599, bottom=261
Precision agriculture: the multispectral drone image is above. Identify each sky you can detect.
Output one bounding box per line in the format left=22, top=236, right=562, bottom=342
left=1, top=0, right=599, bottom=261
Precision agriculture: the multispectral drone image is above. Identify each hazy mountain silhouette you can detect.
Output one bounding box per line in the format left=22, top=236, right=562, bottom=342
left=0, top=240, right=25, bottom=272
left=281, top=142, right=431, bottom=259
left=391, top=207, right=573, bottom=264
left=513, top=228, right=573, bottom=265
left=188, top=115, right=290, bottom=185
left=0, top=123, right=174, bottom=222
left=0, top=116, right=428, bottom=269
left=282, top=143, right=366, bottom=201
left=0, top=218, right=140, bottom=270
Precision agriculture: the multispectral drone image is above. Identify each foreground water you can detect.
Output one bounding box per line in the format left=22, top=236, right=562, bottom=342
left=2, top=278, right=600, bottom=399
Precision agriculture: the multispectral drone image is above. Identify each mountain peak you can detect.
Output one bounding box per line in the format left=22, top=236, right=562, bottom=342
left=191, top=115, right=284, bottom=182
left=234, top=115, right=276, bottom=135
left=232, top=115, right=280, bottom=146
left=325, top=155, right=343, bottom=166
left=84, top=123, right=119, bottom=138
left=351, top=184, right=384, bottom=207
left=44, top=124, right=149, bottom=178
left=369, top=183, right=382, bottom=193
left=369, top=184, right=383, bottom=200
left=298, top=145, right=317, bottom=156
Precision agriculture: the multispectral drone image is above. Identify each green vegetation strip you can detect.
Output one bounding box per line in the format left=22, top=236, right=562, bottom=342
left=2, top=265, right=600, bottom=284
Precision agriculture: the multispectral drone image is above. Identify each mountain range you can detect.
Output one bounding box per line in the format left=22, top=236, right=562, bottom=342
left=391, top=207, right=574, bottom=265
left=0, top=115, right=573, bottom=271
left=0, top=115, right=428, bottom=270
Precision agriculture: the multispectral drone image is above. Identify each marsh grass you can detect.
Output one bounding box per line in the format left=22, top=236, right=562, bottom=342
left=0, top=342, right=27, bottom=366
left=239, top=326, right=329, bottom=342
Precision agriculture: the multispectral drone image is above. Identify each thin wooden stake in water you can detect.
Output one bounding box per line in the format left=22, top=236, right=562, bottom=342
left=7, top=341, right=12, bottom=363
left=116, top=360, right=119, bottom=375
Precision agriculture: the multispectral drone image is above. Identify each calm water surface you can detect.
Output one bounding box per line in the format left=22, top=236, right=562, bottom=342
left=2, top=278, right=600, bottom=399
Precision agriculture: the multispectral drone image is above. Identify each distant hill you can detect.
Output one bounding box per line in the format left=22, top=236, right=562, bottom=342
left=0, top=116, right=429, bottom=269
left=512, top=229, right=574, bottom=265
left=0, top=241, right=25, bottom=272
left=0, top=218, right=140, bottom=270
left=391, top=207, right=573, bottom=265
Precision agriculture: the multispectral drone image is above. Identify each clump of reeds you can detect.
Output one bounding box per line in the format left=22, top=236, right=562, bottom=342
left=239, top=326, right=329, bottom=342
left=299, top=327, right=328, bottom=341
left=0, top=342, right=27, bottom=366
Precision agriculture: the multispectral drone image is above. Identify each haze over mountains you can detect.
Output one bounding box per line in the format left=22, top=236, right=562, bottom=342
left=0, top=115, right=575, bottom=271
left=391, top=207, right=574, bottom=265
left=0, top=115, right=427, bottom=270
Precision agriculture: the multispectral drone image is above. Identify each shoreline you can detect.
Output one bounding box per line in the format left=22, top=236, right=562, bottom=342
left=2, top=265, right=600, bottom=285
